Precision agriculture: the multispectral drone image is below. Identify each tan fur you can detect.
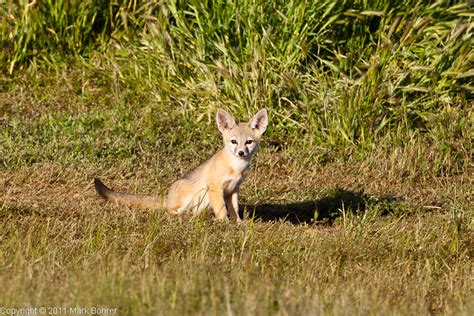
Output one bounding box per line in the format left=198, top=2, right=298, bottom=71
left=94, top=108, right=268, bottom=222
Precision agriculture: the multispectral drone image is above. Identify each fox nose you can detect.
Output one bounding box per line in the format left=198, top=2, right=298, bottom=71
left=238, top=151, right=245, bottom=157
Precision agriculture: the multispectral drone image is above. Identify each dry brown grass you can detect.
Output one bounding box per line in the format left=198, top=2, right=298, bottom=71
left=1, top=150, right=472, bottom=315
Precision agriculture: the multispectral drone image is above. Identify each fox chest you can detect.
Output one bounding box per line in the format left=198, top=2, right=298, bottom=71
left=222, top=174, right=244, bottom=195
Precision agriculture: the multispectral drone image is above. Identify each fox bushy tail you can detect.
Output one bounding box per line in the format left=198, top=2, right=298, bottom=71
left=94, top=178, right=164, bottom=209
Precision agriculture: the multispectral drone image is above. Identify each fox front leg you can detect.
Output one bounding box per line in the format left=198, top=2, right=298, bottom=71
left=225, top=192, right=241, bottom=223
left=209, top=188, right=228, bottom=221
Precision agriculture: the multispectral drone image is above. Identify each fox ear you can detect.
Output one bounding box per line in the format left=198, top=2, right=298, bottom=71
left=249, top=109, right=268, bottom=135
left=216, top=109, right=237, bottom=133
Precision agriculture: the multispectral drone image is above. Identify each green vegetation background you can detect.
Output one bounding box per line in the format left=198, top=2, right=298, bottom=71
left=2, top=0, right=472, bottom=172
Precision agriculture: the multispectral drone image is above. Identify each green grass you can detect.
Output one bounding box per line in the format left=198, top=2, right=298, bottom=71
left=1, top=0, right=473, bottom=315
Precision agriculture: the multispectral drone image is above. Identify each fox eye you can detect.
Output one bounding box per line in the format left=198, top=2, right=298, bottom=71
left=231, top=139, right=238, bottom=144
left=245, top=139, right=253, bottom=145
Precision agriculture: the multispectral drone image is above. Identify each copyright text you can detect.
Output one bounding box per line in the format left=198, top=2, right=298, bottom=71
left=0, top=307, right=118, bottom=315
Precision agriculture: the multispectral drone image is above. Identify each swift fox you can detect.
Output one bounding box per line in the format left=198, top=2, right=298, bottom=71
left=94, top=108, right=268, bottom=222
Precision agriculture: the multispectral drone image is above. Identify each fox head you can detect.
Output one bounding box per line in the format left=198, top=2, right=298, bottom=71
left=216, top=108, right=268, bottom=160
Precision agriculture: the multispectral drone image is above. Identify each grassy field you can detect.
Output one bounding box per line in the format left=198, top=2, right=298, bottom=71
left=1, top=0, right=473, bottom=315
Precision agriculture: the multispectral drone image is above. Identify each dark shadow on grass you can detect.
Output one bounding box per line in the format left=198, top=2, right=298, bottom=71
left=241, top=188, right=402, bottom=225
